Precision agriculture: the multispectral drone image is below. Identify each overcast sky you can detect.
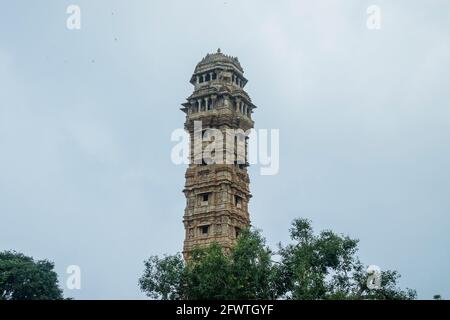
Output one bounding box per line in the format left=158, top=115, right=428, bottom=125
left=1, top=0, right=449, bottom=299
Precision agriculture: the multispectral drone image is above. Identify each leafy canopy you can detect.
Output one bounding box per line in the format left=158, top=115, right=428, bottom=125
left=0, top=251, right=64, bottom=300
left=139, top=219, right=416, bottom=300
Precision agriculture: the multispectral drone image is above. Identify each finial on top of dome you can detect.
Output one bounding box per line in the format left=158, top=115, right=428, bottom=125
left=217, top=48, right=221, bottom=53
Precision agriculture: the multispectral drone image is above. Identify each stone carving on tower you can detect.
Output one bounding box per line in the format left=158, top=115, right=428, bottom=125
left=181, top=49, right=256, bottom=260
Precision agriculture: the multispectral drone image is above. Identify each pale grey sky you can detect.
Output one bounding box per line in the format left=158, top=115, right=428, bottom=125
left=1, top=0, right=449, bottom=299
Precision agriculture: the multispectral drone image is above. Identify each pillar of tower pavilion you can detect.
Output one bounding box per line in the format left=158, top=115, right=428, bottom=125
left=181, top=49, right=257, bottom=260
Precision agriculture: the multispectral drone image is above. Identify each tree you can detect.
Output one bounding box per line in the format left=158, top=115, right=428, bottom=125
left=279, top=218, right=416, bottom=300
left=0, top=251, right=64, bottom=300
left=139, top=219, right=416, bottom=300
left=138, top=254, right=184, bottom=300
left=184, top=243, right=231, bottom=299
left=140, top=229, right=278, bottom=300
left=184, top=229, right=279, bottom=300
left=227, top=229, right=280, bottom=299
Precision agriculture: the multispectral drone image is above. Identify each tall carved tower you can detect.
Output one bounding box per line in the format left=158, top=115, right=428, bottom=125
left=181, top=49, right=256, bottom=260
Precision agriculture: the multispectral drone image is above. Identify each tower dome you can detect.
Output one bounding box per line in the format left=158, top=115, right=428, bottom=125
left=194, top=48, right=244, bottom=74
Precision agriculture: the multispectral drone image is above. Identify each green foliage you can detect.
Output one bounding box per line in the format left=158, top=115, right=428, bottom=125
left=279, top=219, right=360, bottom=299
left=140, top=229, right=277, bottom=300
left=228, top=229, right=279, bottom=299
left=351, top=263, right=417, bottom=300
left=183, top=229, right=279, bottom=300
left=279, top=219, right=416, bottom=300
left=139, top=219, right=417, bottom=300
left=0, top=251, right=64, bottom=300
left=138, top=254, right=184, bottom=300
left=184, top=243, right=231, bottom=299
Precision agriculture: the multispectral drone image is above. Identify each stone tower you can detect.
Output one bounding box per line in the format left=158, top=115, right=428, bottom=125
left=181, top=49, right=256, bottom=260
